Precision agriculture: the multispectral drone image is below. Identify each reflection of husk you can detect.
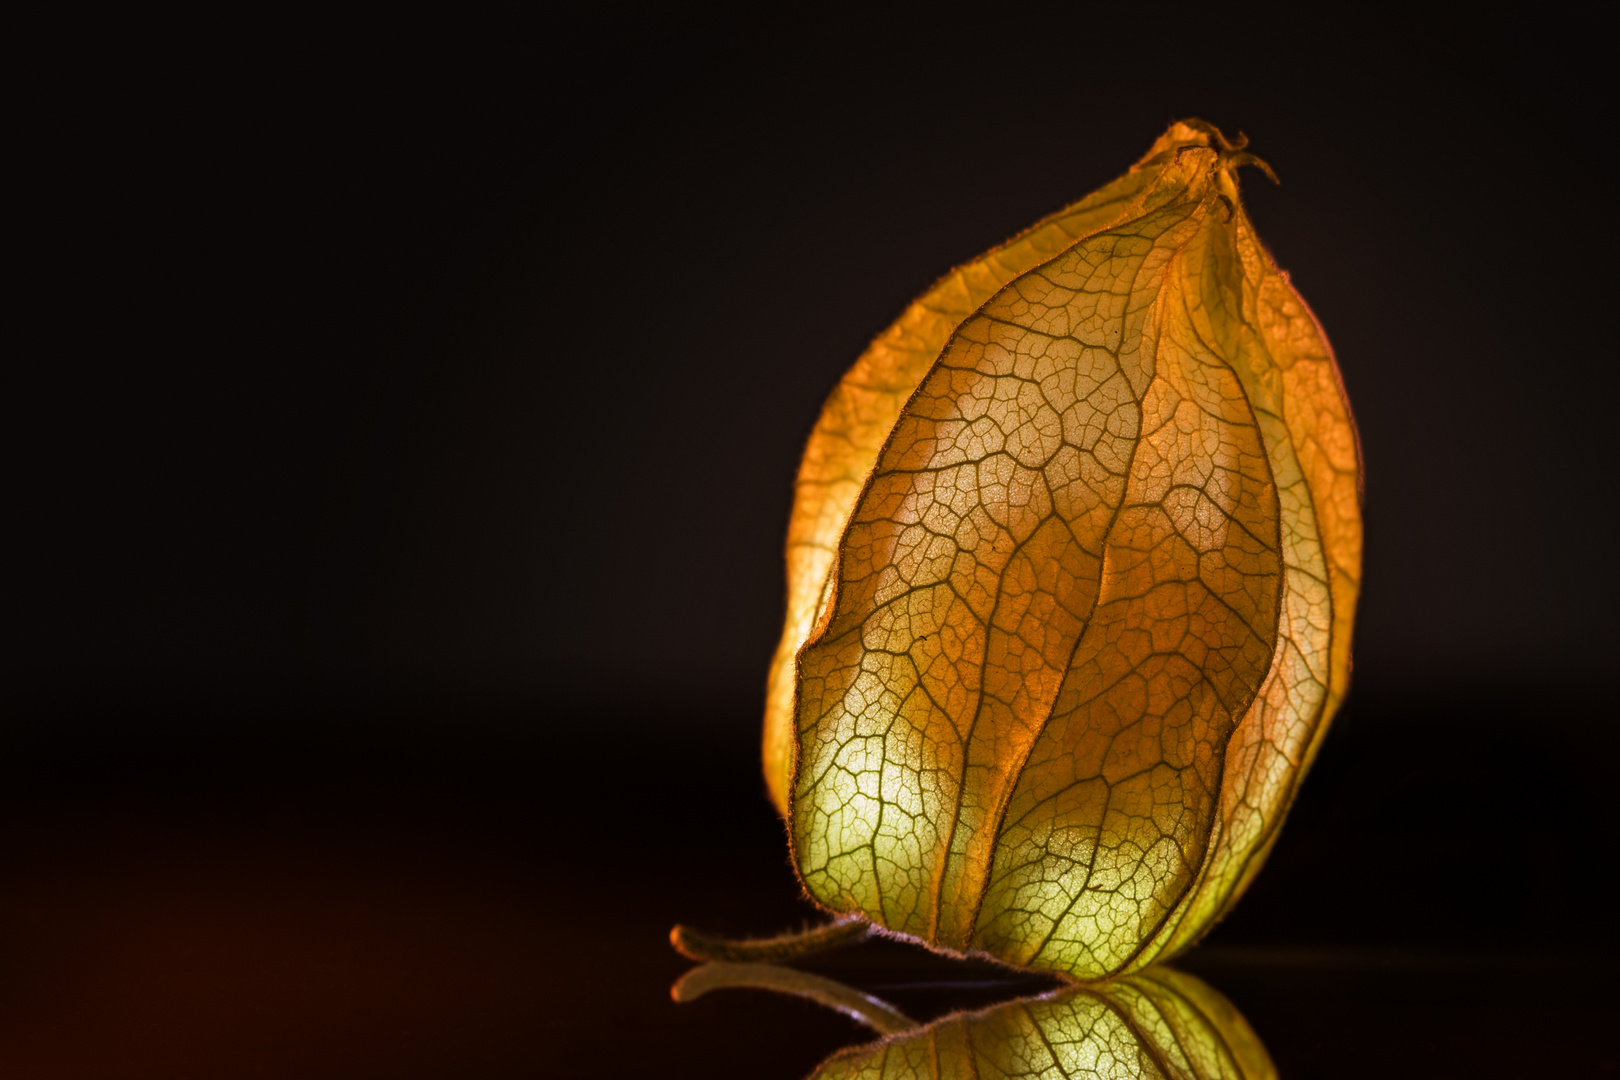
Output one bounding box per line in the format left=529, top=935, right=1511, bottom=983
left=669, top=949, right=1274, bottom=1080
left=810, top=966, right=1274, bottom=1080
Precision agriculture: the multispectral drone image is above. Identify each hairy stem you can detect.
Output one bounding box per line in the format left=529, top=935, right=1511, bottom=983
left=669, top=916, right=870, bottom=963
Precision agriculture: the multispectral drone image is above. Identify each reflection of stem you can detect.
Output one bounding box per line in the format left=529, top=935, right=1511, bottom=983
left=671, top=961, right=918, bottom=1036
left=670, top=916, right=870, bottom=963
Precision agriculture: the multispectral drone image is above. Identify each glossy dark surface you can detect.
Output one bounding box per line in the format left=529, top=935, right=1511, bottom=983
left=2, top=692, right=1614, bottom=1077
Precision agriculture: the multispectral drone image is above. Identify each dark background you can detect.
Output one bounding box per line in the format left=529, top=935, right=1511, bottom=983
left=8, top=17, right=1617, bottom=1078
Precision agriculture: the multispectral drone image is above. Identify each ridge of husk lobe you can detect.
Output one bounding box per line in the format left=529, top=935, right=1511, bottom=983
left=962, top=167, right=1281, bottom=978
left=778, top=120, right=1359, bottom=983
left=1128, top=175, right=1362, bottom=968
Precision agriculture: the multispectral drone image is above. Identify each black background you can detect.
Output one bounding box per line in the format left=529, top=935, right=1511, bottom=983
left=7, top=15, right=1618, bottom=1078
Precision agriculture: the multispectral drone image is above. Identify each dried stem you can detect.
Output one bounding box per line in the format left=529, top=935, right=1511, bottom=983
left=669, top=917, right=870, bottom=963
